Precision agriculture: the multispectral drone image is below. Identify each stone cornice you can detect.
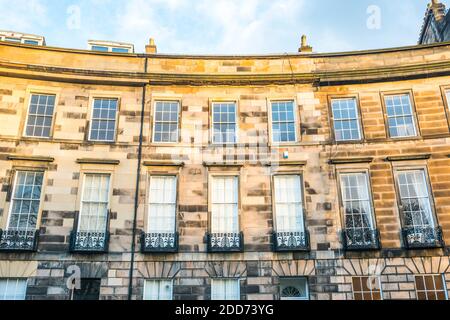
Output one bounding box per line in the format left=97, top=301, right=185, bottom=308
left=329, top=157, right=374, bottom=165
left=2, top=58, right=450, bottom=86
left=143, top=160, right=185, bottom=167
left=76, top=158, right=121, bottom=165
left=385, top=154, right=432, bottom=162
left=7, top=155, right=55, bottom=162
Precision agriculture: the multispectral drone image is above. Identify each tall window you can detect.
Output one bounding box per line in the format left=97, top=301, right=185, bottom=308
left=144, top=280, right=173, bottom=300
left=396, top=170, right=434, bottom=230
left=25, top=94, right=55, bottom=138
left=271, top=101, right=297, bottom=143
left=211, top=279, right=240, bottom=300
left=79, top=174, right=110, bottom=232
left=331, top=98, right=362, bottom=141
left=212, top=102, right=237, bottom=144
left=8, top=171, right=44, bottom=231
left=211, top=176, right=239, bottom=234
left=384, top=94, right=417, bottom=138
left=0, top=279, right=27, bottom=300
left=153, top=101, right=180, bottom=143
left=280, top=278, right=309, bottom=300
left=89, top=98, right=118, bottom=142
left=339, top=173, right=375, bottom=234
left=352, top=277, right=382, bottom=300
left=415, top=275, right=448, bottom=300
left=148, top=176, right=177, bottom=233
left=273, top=175, right=304, bottom=233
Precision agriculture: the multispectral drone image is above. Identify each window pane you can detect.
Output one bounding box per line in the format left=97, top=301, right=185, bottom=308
left=331, top=98, right=361, bottom=141
left=280, top=278, right=309, bottom=300
left=73, top=278, right=101, bottom=300
left=25, top=94, right=55, bottom=138
left=211, top=177, right=239, bottom=233
left=211, top=279, right=240, bottom=300
left=385, top=94, right=417, bottom=138
left=396, top=170, right=434, bottom=229
left=351, top=276, right=382, bottom=301
left=339, top=173, right=375, bottom=231
left=79, top=174, right=110, bottom=232
left=271, top=101, right=296, bottom=143
left=89, top=99, right=118, bottom=142
left=148, top=176, right=177, bottom=233
left=274, top=175, right=304, bottom=233
left=144, top=280, right=173, bottom=300
left=153, top=101, right=180, bottom=143
left=212, top=102, right=237, bottom=144
left=0, top=279, right=27, bottom=300
left=415, top=275, right=448, bottom=301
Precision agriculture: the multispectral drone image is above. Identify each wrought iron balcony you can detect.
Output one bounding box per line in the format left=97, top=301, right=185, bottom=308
left=0, top=229, right=39, bottom=252
left=69, top=231, right=109, bottom=253
left=272, top=231, right=310, bottom=252
left=402, top=226, right=445, bottom=249
left=140, top=232, right=179, bottom=253
left=342, top=228, right=381, bottom=251
left=206, top=232, right=244, bottom=253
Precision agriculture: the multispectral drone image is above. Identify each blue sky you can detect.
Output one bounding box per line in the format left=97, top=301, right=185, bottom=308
left=0, top=0, right=434, bottom=54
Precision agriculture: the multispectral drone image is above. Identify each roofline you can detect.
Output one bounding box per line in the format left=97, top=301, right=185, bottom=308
left=88, top=40, right=135, bottom=48
left=2, top=39, right=450, bottom=59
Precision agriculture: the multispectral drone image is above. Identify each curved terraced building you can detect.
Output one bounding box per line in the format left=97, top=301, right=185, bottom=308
left=0, top=1, right=450, bottom=301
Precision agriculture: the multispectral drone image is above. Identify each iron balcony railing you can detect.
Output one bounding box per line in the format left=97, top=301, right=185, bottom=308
left=69, top=231, right=110, bottom=253
left=402, top=226, right=445, bottom=249
left=342, top=228, right=381, bottom=251
left=0, top=229, right=39, bottom=252
left=140, top=232, right=179, bottom=253
left=272, top=231, right=310, bottom=252
left=206, top=232, right=244, bottom=253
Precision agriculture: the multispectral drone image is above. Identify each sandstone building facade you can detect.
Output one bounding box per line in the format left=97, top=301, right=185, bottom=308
left=1, top=6, right=450, bottom=301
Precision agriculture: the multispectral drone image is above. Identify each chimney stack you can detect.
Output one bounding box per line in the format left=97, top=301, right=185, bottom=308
left=145, top=38, right=157, bottom=54
left=298, top=35, right=313, bottom=53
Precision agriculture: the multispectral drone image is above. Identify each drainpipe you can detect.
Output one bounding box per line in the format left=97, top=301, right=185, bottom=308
left=128, top=56, right=148, bottom=300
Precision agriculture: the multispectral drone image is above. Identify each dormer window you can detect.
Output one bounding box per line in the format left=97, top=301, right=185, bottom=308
left=0, top=30, right=45, bottom=46
left=88, top=40, right=134, bottom=53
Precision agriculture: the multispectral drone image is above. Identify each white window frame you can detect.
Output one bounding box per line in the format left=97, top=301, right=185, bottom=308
left=414, top=274, right=448, bottom=301
left=211, top=279, right=240, bottom=300
left=384, top=93, right=418, bottom=139
left=338, top=171, right=376, bottom=232
left=330, top=97, right=362, bottom=142
left=280, top=277, right=309, bottom=301
left=77, top=173, right=111, bottom=233
left=147, top=175, right=177, bottom=234
left=143, top=279, right=173, bottom=301
left=88, top=98, right=119, bottom=143
left=210, top=176, right=239, bottom=234
left=269, top=100, right=298, bottom=144
left=273, top=175, right=305, bottom=233
left=6, top=170, right=44, bottom=232
left=23, top=93, right=57, bottom=139
left=394, top=169, right=436, bottom=229
left=211, top=101, right=239, bottom=145
left=0, top=278, right=28, bottom=300
left=351, top=276, right=383, bottom=301
left=152, top=100, right=181, bottom=144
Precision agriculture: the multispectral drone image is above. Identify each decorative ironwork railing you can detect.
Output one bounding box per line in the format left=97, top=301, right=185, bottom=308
left=272, top=231, right=310, bottom=252
left=0, top=229, right=39, bottom=252
left=69, top=231, right=109, bottom=253
left=140, top=232, right=179, bottom=253
left=402, top=226, right=444, bottom=249
left=342, top=228, right=381, bottom=251
left=206, top=232, right=244, bottom=253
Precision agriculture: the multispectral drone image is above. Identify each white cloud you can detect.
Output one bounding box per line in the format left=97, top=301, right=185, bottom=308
left=0, top=0, right=48, bottom=32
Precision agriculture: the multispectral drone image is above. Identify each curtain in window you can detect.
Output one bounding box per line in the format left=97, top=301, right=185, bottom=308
left=8, top=171, right=44, bottom=231
left=340, top=173, right=374, bottom=231
left=0, top=279, right=27, bottom=300
left=79, top=174, right=110, bottom=232
left=211, top=177, right=239, bottom=234
left=148, top=176, right=177, bottom=233
left=397, top=170, right=434, bottom=228
left=211, top=279, right=240, bottom=300
left=144, top=280, right=173, bottom=300
left=274, top=175, right=304, bottom=233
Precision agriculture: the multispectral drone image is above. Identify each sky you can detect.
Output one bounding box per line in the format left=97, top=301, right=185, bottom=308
left=0, top=0, right=436, bottom=55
